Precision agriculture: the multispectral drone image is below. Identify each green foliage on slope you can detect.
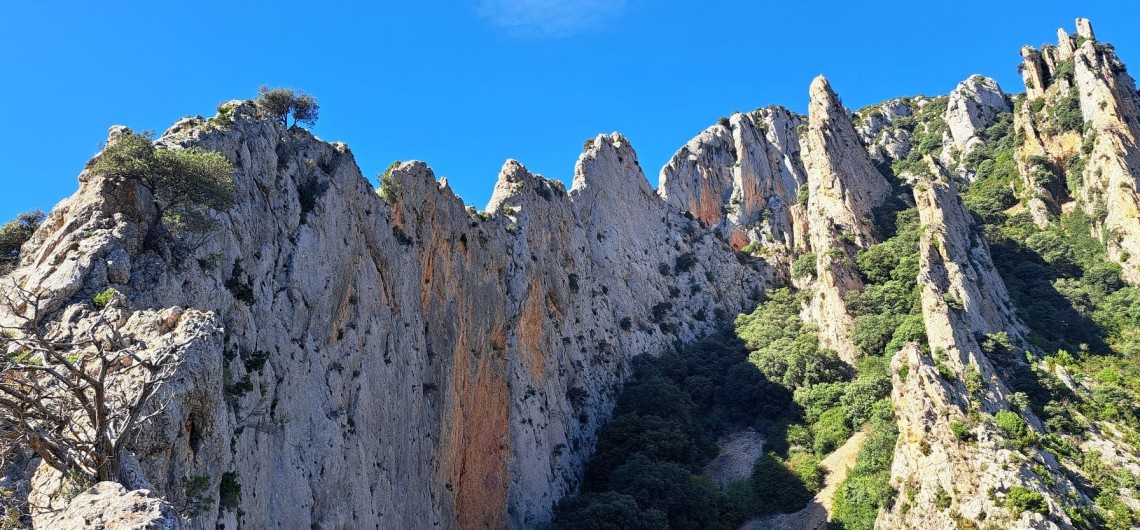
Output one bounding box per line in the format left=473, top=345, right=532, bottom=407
left=91, top=130, right=236, bottom=234
left=0, top=209, right=45, bottom=274
left=554, top=332, right=797, bottom=528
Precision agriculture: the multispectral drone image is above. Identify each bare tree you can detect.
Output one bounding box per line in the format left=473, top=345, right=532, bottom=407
left=0, top=282, right=183, bottom=485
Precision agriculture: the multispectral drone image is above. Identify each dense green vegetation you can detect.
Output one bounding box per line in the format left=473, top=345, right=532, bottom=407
left=955, top=93, right=1140, bottom=529
left=554, top=332, right=795, bottom=529
left=830, top=401, right=898, bottom=530
left=0, top=209, right=45, bottom=275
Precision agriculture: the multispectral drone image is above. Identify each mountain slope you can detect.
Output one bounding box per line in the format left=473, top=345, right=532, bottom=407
left=4, top=16, right=1140, bottom=530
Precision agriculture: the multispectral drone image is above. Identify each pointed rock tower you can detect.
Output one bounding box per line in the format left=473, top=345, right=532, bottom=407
left=802, top=76, right=893, bottom=362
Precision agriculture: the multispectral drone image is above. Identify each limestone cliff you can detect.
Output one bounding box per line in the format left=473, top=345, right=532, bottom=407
left=802, top=76, right=892, bottom=362
left=1016, top=18, right=1140, bottom=281
left=879, top=170, right=1080, bottom=529
left=9, top=15, right=1140, bottom=530
left=5, top=105, right=770, bottom=529
left=944, top=75, right=1010, bottom=157
left=1068, top=20, right=1140, bottom=283
left=658, top=107, right=808, bottom=255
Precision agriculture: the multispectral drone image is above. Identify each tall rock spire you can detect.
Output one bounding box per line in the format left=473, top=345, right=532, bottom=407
left=802, top=75, right=892, bottom=363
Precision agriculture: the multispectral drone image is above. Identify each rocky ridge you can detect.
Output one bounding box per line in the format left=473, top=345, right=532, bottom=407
left=5, top=15, right=1140, bottom=530
left=801, top=76, right=893, bottom=363
left=4, top=107, right=769, bottom=529
left=1017, top=19, right=1140, bottom=282
left=658, top=106, right=808, bottom=257
left=944, top=75, right=1011, bottom=157
left=879, top=166, right=1079, bottom=529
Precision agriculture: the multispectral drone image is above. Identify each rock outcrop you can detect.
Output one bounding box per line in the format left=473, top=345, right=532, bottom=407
left=1067, top=20, right=1140, bottom=283
left=879, top=170, right=1079, bottom=529
left=32, top=482, right=184, bottom=530
left=855, top=98, right=914, bottom=164
left=658, top=107, right=808, bottom=254
left=1016, top=18, right=1140, bottom=281
left=5, top=104, right=770, bottom=529
left=944, top=75, right=1010, bottom=156
left=802, top=76, right=892, bottom=362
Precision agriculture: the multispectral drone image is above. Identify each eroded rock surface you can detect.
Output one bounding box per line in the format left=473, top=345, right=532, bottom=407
left=802, top=76, right=892, bottom=362
left=945, top=75, right=1010, bottom=155
left=658, top=107, right=807, bottom=254
left=878, top=172, right=1078, bottom=529
left=7, top=105, right=770, bottom=529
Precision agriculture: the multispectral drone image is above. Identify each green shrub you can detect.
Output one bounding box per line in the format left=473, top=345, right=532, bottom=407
left=842, top=358, right=891, bottom=425
left=995, top=410, right=1035, bottom=447
left=219, top=472, right=241, bottom=510
left=738, top=289, right=847, bottom=390
left=748, top=452, right=816, bottom=516
left=830, top=400, right=898, bottom=529
left=211, top=103, right=235, bottom=127
left=1004, top=486, right=1046, bottom=514
left=949, top=420, right=971, bottom=441
left=91, top=131, right=235, bottom=234
left=943, top=292, right=964, bottom=311
left=786, top=451, right=825, bottom=492
left=811, top=407, right=852, bottom=454
left=791, top=253, right=816, bottom=279
left=608, top=455, right=725, bottom=528
left=852, top=313, right=903, bottom=357
left=181, top=475, right=212, bottom=518
left=378, top=161, right=402, bottom=202
left=794, top=382, right=844, bottom=423
left=1052, top=92, right=1083, bottom=132
left=934, top=487, right=952, bottom=509
left=885, top=315, right=927, bottom=356
left=553, top=492, right=667, bottom=530
left=0, top=209, right=45, bottom=274
left=91, top=288, right=118, bottom=309
left=674, top=252, right=697, bottom=273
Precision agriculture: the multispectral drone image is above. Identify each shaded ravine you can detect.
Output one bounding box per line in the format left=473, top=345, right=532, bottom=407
left=742, top=430, right=868, bottom=530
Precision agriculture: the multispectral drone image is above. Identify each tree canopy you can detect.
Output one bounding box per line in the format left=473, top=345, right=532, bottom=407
left=255, top=86, right=320, bottom=129
left=0, top=209, right=45, bottom=274
left=90, top=130, right=235, bottom=234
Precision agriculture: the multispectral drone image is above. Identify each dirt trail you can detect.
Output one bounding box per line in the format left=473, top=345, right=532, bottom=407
left=741, top=430, right=869, bottom=530
left=702, top=430, right=766, bottom=489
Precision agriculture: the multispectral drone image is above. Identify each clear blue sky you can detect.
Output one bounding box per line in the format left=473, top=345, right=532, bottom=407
left=2, top=1, right=1136, bottom=221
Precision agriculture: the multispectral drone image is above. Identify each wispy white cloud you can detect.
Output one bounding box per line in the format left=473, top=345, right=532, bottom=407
left=477, top=0, right=628, bottom=38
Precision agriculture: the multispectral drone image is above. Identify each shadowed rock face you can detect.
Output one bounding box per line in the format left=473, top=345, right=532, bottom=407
left=6, top=105, right=770, bottom=529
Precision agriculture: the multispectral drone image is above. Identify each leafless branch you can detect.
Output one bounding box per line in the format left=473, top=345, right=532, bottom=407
left=0, top=280, right=185, bottom=485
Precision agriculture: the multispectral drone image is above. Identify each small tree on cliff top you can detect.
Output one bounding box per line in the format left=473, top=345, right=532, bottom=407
left=255, top=86, right=320, bottom=129
left=90, top=130, right=236, bottom=235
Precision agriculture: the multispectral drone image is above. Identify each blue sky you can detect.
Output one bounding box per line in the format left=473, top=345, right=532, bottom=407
left=2, top=1, right=1137, bottom=221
